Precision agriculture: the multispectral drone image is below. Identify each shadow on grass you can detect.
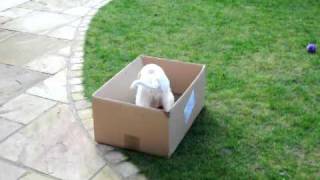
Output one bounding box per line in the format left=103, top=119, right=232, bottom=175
left=122, top=106, right=247, bottom=179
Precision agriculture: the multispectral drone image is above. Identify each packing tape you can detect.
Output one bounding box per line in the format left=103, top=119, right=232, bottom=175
left=184, top=89, right=196, bottom=124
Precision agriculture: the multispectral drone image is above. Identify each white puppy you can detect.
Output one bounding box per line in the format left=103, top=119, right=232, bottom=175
left=130, top=64, right=174, bottom=112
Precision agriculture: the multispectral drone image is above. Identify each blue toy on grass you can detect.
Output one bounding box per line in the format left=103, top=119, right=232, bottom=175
left=306, top=43, right=317, bottom=54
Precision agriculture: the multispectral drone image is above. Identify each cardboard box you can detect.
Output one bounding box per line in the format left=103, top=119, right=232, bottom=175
left=93, top=55, right=206, bottom=157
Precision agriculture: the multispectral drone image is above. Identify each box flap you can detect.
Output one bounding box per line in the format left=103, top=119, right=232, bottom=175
left=142, top=55, right=203, bottom=94
left=168, top=65, right=206, bottom=156
left=93, top=56, right=144, bottom=103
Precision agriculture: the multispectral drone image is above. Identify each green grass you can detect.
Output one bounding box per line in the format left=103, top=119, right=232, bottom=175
left=84, top=0, right=320, bottom=179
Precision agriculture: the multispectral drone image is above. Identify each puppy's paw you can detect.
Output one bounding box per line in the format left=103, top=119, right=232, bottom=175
left=163, top=92, right=175, bottom=112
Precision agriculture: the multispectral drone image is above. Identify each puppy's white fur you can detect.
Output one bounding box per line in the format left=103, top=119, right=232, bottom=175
left=131, top=64, right=174, bottom=112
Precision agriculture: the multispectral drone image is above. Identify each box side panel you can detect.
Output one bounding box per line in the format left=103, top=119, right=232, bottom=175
left=168, top=67, right=206, bottom=156
left=93, top=97, right=170, bottom=156
left=142, top=56, right=203, bottom=94
left=94, top=56, right=144, bottom=103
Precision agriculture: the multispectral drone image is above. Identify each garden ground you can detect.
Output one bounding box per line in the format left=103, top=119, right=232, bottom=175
left=84, top=0, right=320, bottom=179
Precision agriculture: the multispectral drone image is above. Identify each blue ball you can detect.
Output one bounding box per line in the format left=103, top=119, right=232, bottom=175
left=307, top=43, right=317, bottom=53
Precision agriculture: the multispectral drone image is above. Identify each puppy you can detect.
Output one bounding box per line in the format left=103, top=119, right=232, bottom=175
left=130, top=64, right=174, bottom=112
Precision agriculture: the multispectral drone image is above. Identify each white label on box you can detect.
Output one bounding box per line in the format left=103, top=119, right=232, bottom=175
left=184, top=89, right=196, bottom=124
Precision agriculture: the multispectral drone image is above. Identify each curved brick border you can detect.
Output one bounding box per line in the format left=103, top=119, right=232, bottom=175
left=66, top=1, right=145, bottom=179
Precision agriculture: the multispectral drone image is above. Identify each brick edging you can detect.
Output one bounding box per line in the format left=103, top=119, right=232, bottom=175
left=66, top=0, right=145, bottom=179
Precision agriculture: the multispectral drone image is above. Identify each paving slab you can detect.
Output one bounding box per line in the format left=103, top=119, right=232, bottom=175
left=25, top=54, right=66, bottom=74
left=0, top=0, right=30, bottom=12
left=0, top=0, right=132, bottom=179
left=72, top=92, right=85, bottom=101
left=0, top=32, right=69, bottom=65
left=92, top=165, right=122, bottom=180
left=0, top=11, right=77, bottom=35
left=64, top=6, right=91, bottom=16
left=0, top=118, right=22, bottom=141
left=0, top=16, right=11, bottom=24
left=114, top=162, right=139, bottom=178
left=27, top=70, right=68, bottom=103
left=69, top=19, right=82, bottom=27
left=47, top=25, right=78, bottom=40
left=18, top=1, right=51, bottom=11
left=0, top=7, right=32, bottom=18
left=0, top=160, right=26, bottom=180
left=0, top=29, right=16, bottom=42
left=20, top=172, right=55, bottom=180
left=0, top=104, right=106, bottom=180
left=78, top=109, right=92, bottom=120
left=71, top=84, right=84, bottom=93
left=0, top=94, right=56, bottom=124
left=70, top=70, right=83, bottom=77
left=19, top=0, right=92, bottom=12
left=0, top=64, right=48, bottom=106
left=104, top=151, right=128, bottom=164
left=57, top=45, right=72, bottom=57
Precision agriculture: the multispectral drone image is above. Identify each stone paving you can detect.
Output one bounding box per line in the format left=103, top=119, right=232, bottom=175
left=0, top=0, right=145, bottom=179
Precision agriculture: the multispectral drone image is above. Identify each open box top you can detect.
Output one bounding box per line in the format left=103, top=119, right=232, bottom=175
left=93, top=55, right=206, bottom=156
left=94, top=55, right=204, bottom=111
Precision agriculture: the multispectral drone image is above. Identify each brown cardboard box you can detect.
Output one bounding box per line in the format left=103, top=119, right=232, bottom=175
left=93, top=55, right=206, bottom=157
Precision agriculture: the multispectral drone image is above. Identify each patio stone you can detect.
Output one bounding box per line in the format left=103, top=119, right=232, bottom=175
left=78, top=109, right=92, bottom=120
left=0, top=64, right=48, bottom=106
left=82, top=118, right=93, bottom=131
left=70, top=70, right=83, bottom=77
left=89, top=129, right=95, bottom=139
left=0, top=32, right=69, bottom=65
left=0, top=94, right=56, bottom=124
left=69, top=19, right=81, bottom=27
left=70, top=57, right=84, bottom=63
left=27, top=70, right=68, bottom=103
left=25, top=54, right=66, bottom=74
left=64, top=6, right=91, bottom=16
left=87, top=0, right=111, bottom=7
left=70, top=77, right=82, bottom=85
left=0, top=104, right=106, bottom=180
left=73, top=51, right=84, bottom=58
left=20, top=172, right=55, bottom=180
left=104, top=151, right=128, bottom=164
left=1, top=11, right=76, bottom=35
left=17, top=1, right=51, bottom=11
left=19, top=0, right=92, bottom=12
left=0, top=29, right=16, bottom=42
left=71, top=84, right=84, bottom=93
left=48, top=25, right=77, bottom=40
left=71, top=63, right=83, bottom=70
left=0, top=16, right=11, bottom=24
left=0, top=118, right=22, bottom=141
left=75, top=100, right=91, bottom=110
left=92, top=165, right=122, bottom=180
left=0, top=0, right=29, bottom=12
left=72, top=92, right=85, bottom=101
left=0, top=160, right=26, bottom=180
left=0, top=0, right=130, bottom=179
left=0, top=7, right=32, bottom=18
left=57, top=45, right=72, bottom=57
left=114, top=162, right=139, bottom=178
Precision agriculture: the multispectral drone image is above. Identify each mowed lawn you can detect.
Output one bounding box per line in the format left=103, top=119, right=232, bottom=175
left=84, top=0, right=320, bottom=179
